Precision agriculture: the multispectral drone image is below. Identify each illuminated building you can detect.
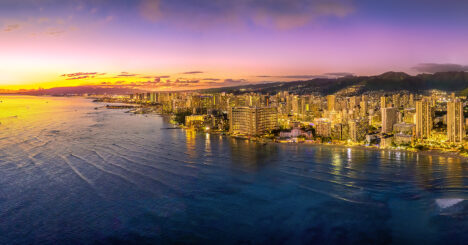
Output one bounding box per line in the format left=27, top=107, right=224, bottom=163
left=380, top=96, right=388, bottom=109
left=185, top=115, right=209, bottom=128
left=380, top=135, right=393, bottom=148
left=415, top=98, right=432, bottom=139
left=360, top=100, right=368, bottom=117
left=315, top=119, right=332, bottom=138
left=381, top=107, right=398, bottom=133
left=327, top=95, right=336, bottom=111
left=331, top=123, right=349, bottom=140
left=392, top=94, right=400, bottom=108
left=393, top=123, right=415, bottom=135
left=447, top=99, right=465, bottom=143
left=229, top=107, right=278, bottom=136
left=348, top=118, right=369, bottom=142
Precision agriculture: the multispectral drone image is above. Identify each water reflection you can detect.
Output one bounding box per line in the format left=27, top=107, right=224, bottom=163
left=229, top=139, right=279, bottom=171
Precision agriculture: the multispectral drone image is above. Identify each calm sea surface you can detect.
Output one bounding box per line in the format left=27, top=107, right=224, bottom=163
left=1, top=95, right=468, bottom=245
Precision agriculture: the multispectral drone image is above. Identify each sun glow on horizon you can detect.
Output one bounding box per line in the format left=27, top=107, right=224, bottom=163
left=1, top=0, right=468, bottom=91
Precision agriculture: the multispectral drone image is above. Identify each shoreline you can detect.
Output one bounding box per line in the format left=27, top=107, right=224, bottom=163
left=94, top=99, right=468, bottom=162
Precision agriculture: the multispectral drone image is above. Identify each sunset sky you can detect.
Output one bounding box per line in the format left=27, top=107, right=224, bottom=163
left=1, top=0, right=468, bottom=91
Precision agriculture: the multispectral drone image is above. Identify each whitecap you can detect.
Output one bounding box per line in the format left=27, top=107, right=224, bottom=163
left=435, top=198, right=464, bottom=209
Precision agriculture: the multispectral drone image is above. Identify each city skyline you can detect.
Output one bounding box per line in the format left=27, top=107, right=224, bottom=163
left=2, top=0, right=468, bottom=91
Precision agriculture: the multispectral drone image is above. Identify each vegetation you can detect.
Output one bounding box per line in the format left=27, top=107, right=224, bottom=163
left=174, top=110, right=192, bottom=125
left=414, top=144, right=429, bottom=151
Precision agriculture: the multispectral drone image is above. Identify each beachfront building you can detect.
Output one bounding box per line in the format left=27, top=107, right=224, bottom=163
left=447, top=99, right=465, bottom=143
left=349, top=118, right=369, bottom=142
left=229, top=106, right=278, bottom=136
left=381, top=107, right=398, bottom=133
left=416, top=98, right=433, bottom=139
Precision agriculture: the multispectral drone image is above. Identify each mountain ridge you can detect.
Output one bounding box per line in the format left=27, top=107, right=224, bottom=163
left=200, top=71, right=468, bottom=95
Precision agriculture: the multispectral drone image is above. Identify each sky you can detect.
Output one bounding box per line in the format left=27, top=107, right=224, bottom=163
left=1, top=0, right=468, bottom=91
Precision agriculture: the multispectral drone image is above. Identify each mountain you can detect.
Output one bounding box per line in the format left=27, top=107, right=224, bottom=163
left=201, top=71, right=468, bottom=95
left=7, top=71, right=468, bottom=96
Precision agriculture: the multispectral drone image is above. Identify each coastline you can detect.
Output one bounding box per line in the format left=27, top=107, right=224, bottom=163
left=94, top=99, right=468, bottom=162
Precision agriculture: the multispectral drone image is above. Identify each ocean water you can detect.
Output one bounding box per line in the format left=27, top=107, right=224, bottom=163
left=0, top=95, right=468, bottom=245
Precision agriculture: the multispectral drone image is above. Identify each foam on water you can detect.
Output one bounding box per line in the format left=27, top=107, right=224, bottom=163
left=436, top=198, right=464, bottom=209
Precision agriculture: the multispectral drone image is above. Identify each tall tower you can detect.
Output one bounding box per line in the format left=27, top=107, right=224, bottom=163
left=409, top=94, right=414, bottom=107
left=360, top=100, right=368, bottom=117
left=392, top=94, right=400, bottom=108
left=381, top=107, right=398, bottom=133
left=349, top=96, right=359, bottom=109
left=415, top=98, right=432, bottom=139
left=380, top=96, right=387, bottom=109
left=447, top=99, right=465, bottom=143
left=327, top=95, right=336, bottom=112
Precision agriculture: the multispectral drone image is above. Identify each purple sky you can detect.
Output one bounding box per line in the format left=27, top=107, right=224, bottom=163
left=1, top=0, right=468, bottom=90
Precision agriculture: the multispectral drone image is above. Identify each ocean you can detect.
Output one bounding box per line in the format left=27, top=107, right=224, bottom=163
left=0, top=95, right=467, bottom=244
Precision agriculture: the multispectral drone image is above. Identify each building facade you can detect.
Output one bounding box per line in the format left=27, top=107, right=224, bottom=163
left=416, top=98, right=433, bottom=139
left=447, top=99, right=465, bottom=143
left=229, top=107, right=278, bottom=136
left=381, top=107, right=398, bottom=133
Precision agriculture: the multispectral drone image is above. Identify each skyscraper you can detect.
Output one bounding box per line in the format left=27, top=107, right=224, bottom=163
left=380, top=96, right=388, bottom=109
left=381, top=107, right=398, bottom=133
left=409, top=94, right=414, bottom=107
left=415, top=98, right=432, bottom=139
left=349, top=96, right=359, bottom=109
left=349, top=118, right=369, bottom=142
left=360, top=100, right=368, bottom=117
left=392, top=94, right=400, bottom=108
left=447, top=99, right=465, bottom=143
left=327, top=95, right=336, bottom=111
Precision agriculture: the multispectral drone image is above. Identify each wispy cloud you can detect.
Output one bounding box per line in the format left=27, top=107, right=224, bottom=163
left=65, top=76, right=90, bottom=80
left=3, top=24, right=20, bottom=32
left=323, top=72, right=354, bottom=77
left=222, top=78, right=248, bottom=84
left=182, top=71, right=204, bottom=75
left=138, top=0, right=355, bottom=29
left=413, top=63, right=468, bottom=73
left=46, top=29, right=66, bottom=36
left=202, top=78, right=220, bottom=81
left=176, top=79, right=200, bottom=84
left=117, top=72, right=139, bottom=77
left=61, top=72, right=103, bottom=77
left=61, top=72, right=106, bottom=80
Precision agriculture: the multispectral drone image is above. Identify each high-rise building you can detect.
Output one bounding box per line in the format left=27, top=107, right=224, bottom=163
left=361, top=94, right=367, bottom=104
left=315, top=119, right=332, bottom=138
left=360, top=100, right=368, bottom=117
left=331, top=123, right=349, bottom=140
left=392, top=94, right=400, bottom=108
left=229, top=107, right=278, bottom=136
left=381, top=107, right=398, bottom=133
left=349, top=118, right=369, bottom=142
left=380, top=96, right=388, bottom=109
left=409, top=94, right=414, bottom=107
left=415, top=98, right=432, bottom=139
left=327, top=95, right=336, bottom=111
left=349, top=96, right=359, bottom=109
left=447, top=99, right=465, bottom=143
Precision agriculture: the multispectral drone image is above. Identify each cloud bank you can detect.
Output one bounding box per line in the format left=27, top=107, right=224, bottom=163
left=413, top=63, right=468, bottom=73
